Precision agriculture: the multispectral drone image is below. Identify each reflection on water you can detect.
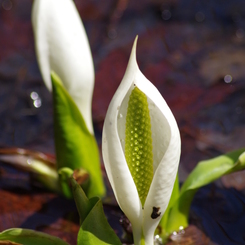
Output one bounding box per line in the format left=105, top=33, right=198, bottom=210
left=30, top=91, right=42, bottom=108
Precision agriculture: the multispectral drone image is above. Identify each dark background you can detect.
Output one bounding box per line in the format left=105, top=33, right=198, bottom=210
left=0, top=0, right=245, bottom=244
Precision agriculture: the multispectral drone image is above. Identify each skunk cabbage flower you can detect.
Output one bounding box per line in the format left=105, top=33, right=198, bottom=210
left=32, top=0, right=94, bottom=134
left=32, top=0, right=105, bottom=199
left=102, top=37, right=181, bottom=245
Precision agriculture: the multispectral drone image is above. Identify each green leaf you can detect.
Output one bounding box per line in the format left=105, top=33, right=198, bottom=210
left=51, top=72, right=105, bottom=198
left=0, top=228, right=69, bottom=245
left=71, top=178, right=122, bottom=245
left=164, top=148, right=245, bottom=234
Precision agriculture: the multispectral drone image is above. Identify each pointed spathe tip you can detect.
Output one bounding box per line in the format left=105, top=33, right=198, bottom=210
left=134, top=35, right=139, bottom=46
left=131, top=35, right=138, bottom=59
left=127, top=35, right=139, bottom=72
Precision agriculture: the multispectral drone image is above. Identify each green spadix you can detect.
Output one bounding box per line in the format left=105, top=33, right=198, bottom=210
left=125, top=87, right=153, bottom=206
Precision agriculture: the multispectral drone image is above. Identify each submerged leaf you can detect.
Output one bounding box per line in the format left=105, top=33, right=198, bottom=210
left=0, top=148, right=59, bottom=193
left=0, top=229, right=69, bottom=245
left=71, top=178, right=122, bottom=245
left=51, top=72, right=105, bottom=198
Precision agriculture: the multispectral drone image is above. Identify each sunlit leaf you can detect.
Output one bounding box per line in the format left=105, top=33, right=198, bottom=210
left=0, top=229, right=69, bottom=245
left=71, top=178, right=122, bottom=245
left=51, top=72, right=105, bottom=198
left=164, top=148, right=245, bottom=234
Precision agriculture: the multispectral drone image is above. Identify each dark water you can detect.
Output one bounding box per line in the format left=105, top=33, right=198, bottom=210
left=191, top=184, right=245, bottom=245
left=1, top=0, right=245, bottom=244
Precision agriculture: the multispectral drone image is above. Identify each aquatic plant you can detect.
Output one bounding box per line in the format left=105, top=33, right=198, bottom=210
left=1, top=1, right=245, bottom=244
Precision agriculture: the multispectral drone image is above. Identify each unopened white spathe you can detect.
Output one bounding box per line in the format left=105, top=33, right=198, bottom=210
left=102, top=37, right=181, bottom=245
left=32, top=0, right=94, bottom=134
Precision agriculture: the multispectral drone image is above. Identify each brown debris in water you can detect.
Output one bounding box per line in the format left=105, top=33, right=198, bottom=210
left=167, top=225, right=216, bottom=245
left=221, top=170, right=245, bottom=191
left=72, top=168, right=90, bottom=186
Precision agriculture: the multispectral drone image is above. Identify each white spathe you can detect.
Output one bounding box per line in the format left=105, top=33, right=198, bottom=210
left=102, top=37, right=181, bottom=245
left=32, top=0, right=94, bottom=134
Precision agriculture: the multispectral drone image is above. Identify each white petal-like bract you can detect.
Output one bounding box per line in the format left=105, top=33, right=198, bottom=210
left=102, top=37, right=181, bottom=245
left=32, top=0, right=94, bottom=134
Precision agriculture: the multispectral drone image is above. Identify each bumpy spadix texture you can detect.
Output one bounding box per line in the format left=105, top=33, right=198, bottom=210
left=125, top=87, right=153, bottom=206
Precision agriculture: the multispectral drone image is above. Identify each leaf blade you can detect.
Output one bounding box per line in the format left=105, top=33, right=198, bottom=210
left=71, top=178, right=122, bottom=245
left=0, top=229, right=69, bottom=245
left=51, top=72, right=105, bottom=198
left=164, top=148, right=245, bottom=234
